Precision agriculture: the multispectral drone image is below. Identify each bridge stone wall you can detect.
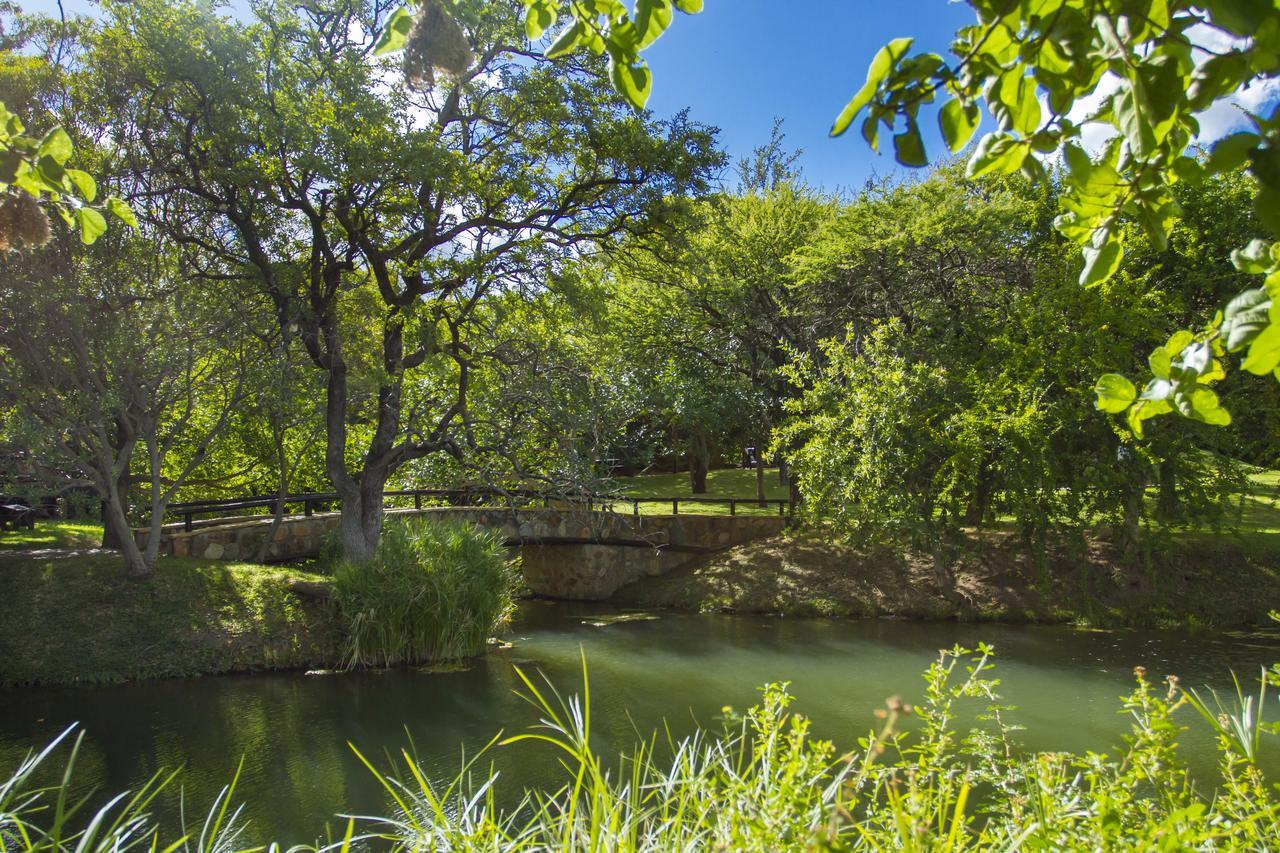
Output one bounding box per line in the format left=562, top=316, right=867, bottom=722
left=135, top=508, right=785, bottom=600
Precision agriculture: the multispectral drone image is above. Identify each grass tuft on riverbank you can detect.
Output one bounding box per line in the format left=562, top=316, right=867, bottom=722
left=0, top=552, right=338, bottom=686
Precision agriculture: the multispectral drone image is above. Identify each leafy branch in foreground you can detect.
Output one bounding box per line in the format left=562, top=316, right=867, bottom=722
left=374, top=0, right=703, bottom=109
left=0, top=100, right=134, bottom=251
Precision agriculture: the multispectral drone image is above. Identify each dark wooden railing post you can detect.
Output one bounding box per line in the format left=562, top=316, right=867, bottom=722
left=305, top=499, right=314, bottom=517
left=672, top=499, right=679, bottom=515
left=414, top=492, right=422, bottom=510
left=730, top=499, right=736, bottom=516
left=184, top=513, right=193, bottom=532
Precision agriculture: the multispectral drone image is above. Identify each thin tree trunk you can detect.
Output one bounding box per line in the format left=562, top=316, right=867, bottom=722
left=688, top=433, right=710, bottom=494
left=1156, top=457, right=1179, bottom=521
left=756, top=446, right=766, bottom=507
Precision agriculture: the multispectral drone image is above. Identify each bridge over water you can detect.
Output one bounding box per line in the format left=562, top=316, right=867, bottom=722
left=135, top=504, right=786, bottom=600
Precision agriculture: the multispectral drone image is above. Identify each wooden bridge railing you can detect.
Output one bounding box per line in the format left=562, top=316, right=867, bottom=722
left=165, top=489, right=792, bottom=532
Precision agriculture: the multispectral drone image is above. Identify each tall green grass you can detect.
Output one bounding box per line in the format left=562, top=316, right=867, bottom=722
left=3, top=649, right=1277, bottom=850
left=351, top=648, right=1280, bottom=850
left=330, top=517, right=519, bottom=669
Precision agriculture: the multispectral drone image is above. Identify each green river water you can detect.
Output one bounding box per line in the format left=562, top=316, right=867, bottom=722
left=3, top=601, right=1279, bottom=846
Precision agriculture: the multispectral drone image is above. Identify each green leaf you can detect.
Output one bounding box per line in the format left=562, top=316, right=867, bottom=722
left=1113, top=79, right=1154, bottom=156
left=107, top=196, right=137, bottom=228
left=65, top=169, right=96, bottom=202
left=608, top=55, right=652, bottom=109
left=525, top=0, right=557, bottom=40
left=938, top=98, right=979, bottom=153
left=76, top=206, right=107, bottom=245
left=1206, top=132, right=1260, bottom=174
left=36, top=127, right=73, bottom=165
left=965, top=133, right=1027, bottom=177
left=1149, top=347, right=1171, bottom=379
left=831, top=38, right=913, bottom=137
left=893, top=122, right=927, bottom=167
left=1221, top=287, right=1271, bottom=351
left=546, top=20, right=586, bottom=58
left=1232, top=239, right=1274, bottom=274
left=1095, top=373, right=1137, bottom=413
left=673, top=0, right=703, bottom=11
left=1242, top=322, right=1280, bottom=375
left=1080, top=229, right=1123, bottom=288
left=374, top=6, right=414, bottom=55
left=635, top=0, right=674, bottom=48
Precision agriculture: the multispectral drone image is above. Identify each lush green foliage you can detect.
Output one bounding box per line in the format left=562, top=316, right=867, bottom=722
left=4, top=649, right=1277, bottom=849
left=330, top=517, right=519, bottom=668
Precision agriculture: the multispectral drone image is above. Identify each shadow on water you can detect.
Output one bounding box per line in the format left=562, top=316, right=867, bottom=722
left=3, top=600, right=1279, bottom=846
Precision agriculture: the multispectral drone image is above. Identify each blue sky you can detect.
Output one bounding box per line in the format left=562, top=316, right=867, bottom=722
left=642, top=1, right=978, bottom=192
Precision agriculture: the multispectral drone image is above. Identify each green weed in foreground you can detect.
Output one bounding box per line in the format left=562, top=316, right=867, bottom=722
left=330, top=517, right=519, bottom=669
left=3, top=649, right=1278, bottom=851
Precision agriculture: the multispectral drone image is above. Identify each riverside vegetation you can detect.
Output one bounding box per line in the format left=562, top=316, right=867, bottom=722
left=0, top=518, right=519, bottom=686
left=3, top=648, right=1278, bottom=850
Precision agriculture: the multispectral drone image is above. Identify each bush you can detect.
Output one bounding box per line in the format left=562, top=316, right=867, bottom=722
left=330, top=518, right=519, bottom=668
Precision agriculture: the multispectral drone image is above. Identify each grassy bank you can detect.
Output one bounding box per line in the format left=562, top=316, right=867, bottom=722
left=606, top=467, right=789, bottom=516
left=0, top=552, right=339, bottom=686
left=612, top=527, right=1280, bottom=628
left=0, top=521, right=104, bottom=551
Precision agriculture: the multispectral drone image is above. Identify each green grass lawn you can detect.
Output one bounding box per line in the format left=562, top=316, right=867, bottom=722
left=0, top=520, right=104, bottom=551
left=0, top=552, right=338, bottom=685
left=604, top=467, right=791, bottom=516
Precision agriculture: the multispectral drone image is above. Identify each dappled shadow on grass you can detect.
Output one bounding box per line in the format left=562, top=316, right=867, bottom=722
left=0, top=521, right=104, bottom=552
left=613, top=526, right=1280, bottom=630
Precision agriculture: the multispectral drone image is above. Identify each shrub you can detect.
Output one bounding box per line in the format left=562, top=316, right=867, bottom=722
left=330, top=518, right=519, bottom=668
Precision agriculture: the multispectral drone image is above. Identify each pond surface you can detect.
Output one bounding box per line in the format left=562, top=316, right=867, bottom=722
left=3, top=602, right=1279, bottom=846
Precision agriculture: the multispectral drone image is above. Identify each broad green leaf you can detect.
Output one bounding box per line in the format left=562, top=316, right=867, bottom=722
left=965, top=133, right=1026, bottom=177
left=36, top=127, right=73, bottom=165
left=1206, top=132, right=1260, bottom=174
left=65, top=169, right=96, bottom=202
left=1113, top=79, right=1154, bottom=156
left=374, top=6, right=414, bottom=55
left=546, top=20, right=586, bottom=58
left=1242, top=322, right=1280, bottom=375
left=1095, top=373, right=1137, bottom=413
left=1149, top=346, right=1171, bottom=379
left=1221, top=287, right=1270, bottom=351
left=831, top=38, right=913, bottom=137
left=635, top=0, right=674, bottom=48
left=107, top=196, right=138, bottom=228
left=76, top=206, right=107, bottom=244
left=893, top=122, right=927, bottom=167
left=938, top=98, right=979, bottom=153
left=525, top=0, right=557, bottom=40
left=1232, top=239, right=1274, bottom=274
left=673, top=0, right=703, bottom=11
left=608, top=55, right=652, bottom=109
left=1080, top=229, right=1123, bottom=287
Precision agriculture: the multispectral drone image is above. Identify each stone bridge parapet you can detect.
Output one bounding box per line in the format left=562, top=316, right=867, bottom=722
left=135, top=508, right=785, bottom=600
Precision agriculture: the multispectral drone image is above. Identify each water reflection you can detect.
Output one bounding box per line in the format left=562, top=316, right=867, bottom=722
left=2, top=602, right=1277, bottom=846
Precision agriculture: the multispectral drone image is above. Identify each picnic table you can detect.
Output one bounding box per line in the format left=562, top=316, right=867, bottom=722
left=0, top=498, right=36, bottom=530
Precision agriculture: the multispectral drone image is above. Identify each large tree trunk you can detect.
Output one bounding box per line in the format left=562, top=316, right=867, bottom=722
left=688, top=433, right=710, bottom=494
left=963, top=457, right=995, bottom=527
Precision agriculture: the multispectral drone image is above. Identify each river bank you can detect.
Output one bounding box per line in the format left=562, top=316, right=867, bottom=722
left=611, top=528, right=1280, bottom=629
left=0, top=551, right=338, bottom=687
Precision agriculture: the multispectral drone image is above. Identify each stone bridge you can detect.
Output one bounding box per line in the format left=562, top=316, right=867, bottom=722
left=135, top=507, right=786, bottom=600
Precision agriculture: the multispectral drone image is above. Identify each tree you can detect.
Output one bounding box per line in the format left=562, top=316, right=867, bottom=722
left=0, top=232, right=255, bottom=577
left=87, top=0, right=721, bottom=560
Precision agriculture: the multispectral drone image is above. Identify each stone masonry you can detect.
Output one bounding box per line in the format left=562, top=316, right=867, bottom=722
left=134, top=507, right=786, bottom=600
